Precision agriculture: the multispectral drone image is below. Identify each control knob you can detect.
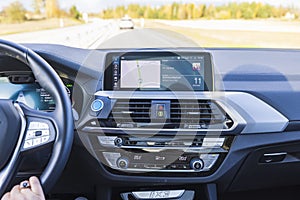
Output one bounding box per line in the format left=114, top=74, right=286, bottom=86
left=117, top=157, right=129, bottom=169
left=190, top=158, right=204, bottom=171
left=114, top=137, right=123, bottom=147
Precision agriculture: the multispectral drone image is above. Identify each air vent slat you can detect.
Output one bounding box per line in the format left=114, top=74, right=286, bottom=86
left=112, top=111, right=150, bottom=115
left=113, top=107, right=151, bottom=110
left=171, top=102, right=211, bottom=105
left=171, top=108, right=217, bottom=111
left=171, top=112, right=221, bottom=116
left=116, top=102, right=151, bottom=105
left=112, top=117, right=150, bottom=120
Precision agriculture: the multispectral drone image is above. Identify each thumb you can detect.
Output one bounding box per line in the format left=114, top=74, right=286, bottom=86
left=29, top=176, right=44, bottom=196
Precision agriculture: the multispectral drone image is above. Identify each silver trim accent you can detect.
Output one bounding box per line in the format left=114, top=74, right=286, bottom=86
left=97, top=136, right=226, bottom=153
left=95, top=91, right=220, bottom=99
left=263, top=152, right=287, bottom=157
left=94, top=91, right=289, bottom=134
left=224, top=92, right=289, bottom=134
left=187, top=112, right=201, bottom=115
left=102, top=152, right=121, bottom=168
left=0, top=103, right=27, bottom=192
left=119, top=146, right=226, bottom=153
left=110, top=167, right=211, bottom=173
left=83, top=125, right=232, bottom=133
left=121, top=111, right=134, bottom=114
left=94, top=91, right=240, bottom=132
left=202, top=138, right=225, bottom=147
left=98, top=136, right=117, bottom=147
left=132, top=190, right=185, bottom=199
left=102, top=152, right=219, bottom=173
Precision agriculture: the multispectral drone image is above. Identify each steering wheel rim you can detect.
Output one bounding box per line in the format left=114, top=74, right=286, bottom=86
left=0, top=39, right=74, bottom=195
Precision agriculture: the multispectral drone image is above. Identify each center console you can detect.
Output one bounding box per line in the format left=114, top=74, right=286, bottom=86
left=79, top=51, right=243, bottom=177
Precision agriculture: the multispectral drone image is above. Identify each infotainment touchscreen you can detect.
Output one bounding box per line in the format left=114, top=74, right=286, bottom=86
left=104, top=52, right=213, bottom=91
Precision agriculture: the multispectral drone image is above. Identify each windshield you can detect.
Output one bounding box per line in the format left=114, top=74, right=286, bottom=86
left=0, top=0, right=299, bottom=49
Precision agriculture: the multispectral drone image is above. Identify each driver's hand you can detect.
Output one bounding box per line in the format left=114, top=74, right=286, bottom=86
left=1, top=176, right=45, bottom=200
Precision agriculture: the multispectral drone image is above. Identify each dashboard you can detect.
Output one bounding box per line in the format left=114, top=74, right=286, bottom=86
left=2, top=45, right=300, bottom=200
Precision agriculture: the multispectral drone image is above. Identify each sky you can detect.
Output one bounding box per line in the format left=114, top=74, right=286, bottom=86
left=0, top=0, right=299, bottom=13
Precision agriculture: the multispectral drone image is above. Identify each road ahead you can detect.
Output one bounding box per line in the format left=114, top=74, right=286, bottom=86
left=2, top=19, right=298, bottom=49
left=0, top=20, right=201, bottom=49
left=98, top=28, right=199, bottom=49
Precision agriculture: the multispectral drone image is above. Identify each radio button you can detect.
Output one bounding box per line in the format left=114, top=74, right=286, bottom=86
left=91, top=99, right=104, bottom=112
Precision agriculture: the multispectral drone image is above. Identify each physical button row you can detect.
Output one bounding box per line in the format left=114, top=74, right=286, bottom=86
left=28, top=122, right=49, bottom=130
left=24, top=136, right=50, bottom=149
left=25, top=129, right=50, bottom=139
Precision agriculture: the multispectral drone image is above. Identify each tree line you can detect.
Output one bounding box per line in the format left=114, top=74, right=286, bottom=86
left=0, top=0, right=81, bottom=23
left=100, top=2, right=298, bottom=20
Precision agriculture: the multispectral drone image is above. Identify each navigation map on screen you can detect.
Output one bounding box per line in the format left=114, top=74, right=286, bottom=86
left=120, top=60, right=161, bottom=89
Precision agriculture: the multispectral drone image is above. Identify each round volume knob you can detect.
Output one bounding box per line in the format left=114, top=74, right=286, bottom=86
left=114, top=137, right=123, bottom=146
left=190, top=158, right=204, bottom=171
left=91, top=99, right=104, bottom=112
left=117, top=157, right=129, bottom=169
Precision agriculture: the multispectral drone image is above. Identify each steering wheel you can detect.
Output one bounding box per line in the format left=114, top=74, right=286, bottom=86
left=0, top=39, right=74, bottom=196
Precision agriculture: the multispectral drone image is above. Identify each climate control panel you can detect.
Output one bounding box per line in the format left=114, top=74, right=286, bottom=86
left=96, top=135, right=231, bottom=173
left=102, top=151, right=219, bottom=172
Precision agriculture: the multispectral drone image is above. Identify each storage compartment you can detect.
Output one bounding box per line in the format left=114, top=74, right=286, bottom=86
left=229, top=142, right=300, bottom=191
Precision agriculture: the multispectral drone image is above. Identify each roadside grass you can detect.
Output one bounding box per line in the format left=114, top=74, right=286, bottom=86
left=145, top=20, right=300, bottom=49
left=0, top=18, right=82, bottom=36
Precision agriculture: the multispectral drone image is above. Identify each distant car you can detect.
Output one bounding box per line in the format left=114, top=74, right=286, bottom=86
left=119, top=18, right=134, bottom=29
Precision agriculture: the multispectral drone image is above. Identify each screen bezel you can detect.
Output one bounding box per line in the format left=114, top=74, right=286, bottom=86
left=104, top=51, right=214, bottom=91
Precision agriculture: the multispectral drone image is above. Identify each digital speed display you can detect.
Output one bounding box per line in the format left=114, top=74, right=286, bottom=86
left=104, top=52, right=213, bottom=91
left=0, top=76, right=73, bottom=111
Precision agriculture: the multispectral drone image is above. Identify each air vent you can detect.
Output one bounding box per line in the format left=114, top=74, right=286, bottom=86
left=170, top=100, right=232, bottom=129
left=111, top=99, right=152, bottom=124
left=102, top=99, right=234, bottom=130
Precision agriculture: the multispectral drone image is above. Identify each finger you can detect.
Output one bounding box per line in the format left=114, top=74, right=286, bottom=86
left=1, top=192, right=10, bottom=200
left=20, top=189, right=46, bottom=200
left=20, top=188, right=41, bottom=200
left=10, top=185, right=24, bottom=199
left=29, top=176, right=44, bottom=196
left=11, top=185, right=21, bottom=194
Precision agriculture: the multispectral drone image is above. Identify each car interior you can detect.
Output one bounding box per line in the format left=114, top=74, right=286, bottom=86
left=0, top=1, right=300, bottom=198
left=1, top=38, right=300, bottom=200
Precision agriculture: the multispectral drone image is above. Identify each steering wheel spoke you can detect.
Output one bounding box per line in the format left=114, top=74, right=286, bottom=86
left=18, top=103, right=56, bottom=152
left=21, top=117, right=56, bottom=152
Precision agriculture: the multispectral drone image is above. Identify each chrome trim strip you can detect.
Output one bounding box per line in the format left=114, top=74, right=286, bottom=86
left=93, top=91, right=240, bottom=132
left=117, top=146, right=226, bottom=153
left=263, top=152, right=287, bottom=157
left=95, top=91, right=222, bottom=99
left=224, top=92, right=289, bottom=134
left=110, top=167, right=211, bottom=173
left=132, top=190, right=185, bottom=199
left=97, top=136, right=226, bottom=153
left=102, top=152, right=219, bottom=173
left=93, top=91, right=289, bottom=134
left=82, top=126, right=234, bottom=133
